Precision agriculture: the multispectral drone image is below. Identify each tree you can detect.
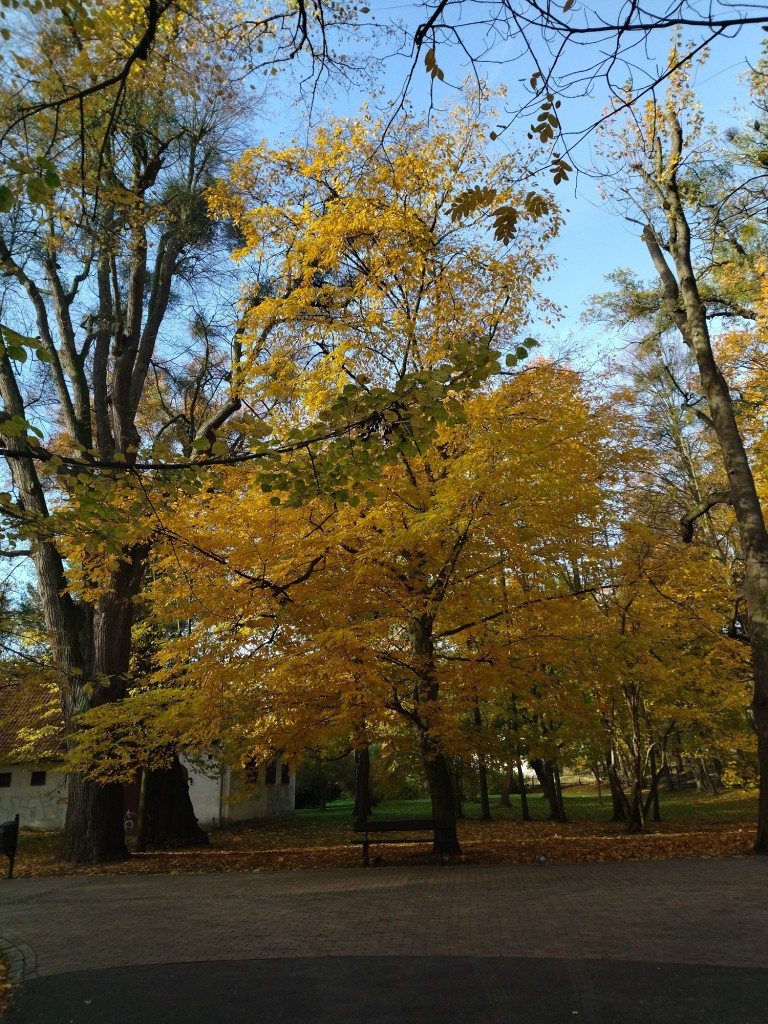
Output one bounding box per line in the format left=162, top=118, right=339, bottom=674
left=141, top=104, right=598, bottom=851
left=0, top=8, right=249, bottom=861
left=582, top=519, right=749, bottom=832
left=100, top=360, right=614, bottom=856
left=599, top=56, right=768, bottom=849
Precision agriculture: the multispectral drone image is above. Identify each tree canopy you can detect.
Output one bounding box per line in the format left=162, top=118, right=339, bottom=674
left=1, top=1, right=767, bottom=861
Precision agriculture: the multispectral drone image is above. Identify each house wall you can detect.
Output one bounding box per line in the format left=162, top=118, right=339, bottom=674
left=0, top=763, right=67, bottom=830
left=182, top=753, right=295, bottom=829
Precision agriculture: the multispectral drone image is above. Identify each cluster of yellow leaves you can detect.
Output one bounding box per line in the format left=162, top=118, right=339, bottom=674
left=206, top=99, right=561, bottom=427
left=78, top=362, right=621, bottom=781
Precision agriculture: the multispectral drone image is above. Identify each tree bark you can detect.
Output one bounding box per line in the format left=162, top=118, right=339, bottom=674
left=607, top=757, right=629, bottom=823
left=478, top=755, right=492, bottom=820
left=408, top=610, right=461, bottom=854
left=473, top=703, right=492, bottom=820
left=530, top=757, right=565, bottom=821
left=421, top=749, right=461, bottom=855
left=499, top=769, right=513, bottom=808
left=142, top=757, right=209, bottom=848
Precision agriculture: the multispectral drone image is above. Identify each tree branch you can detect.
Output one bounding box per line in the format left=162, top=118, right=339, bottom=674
left=680, top=489, right=732, bottom=543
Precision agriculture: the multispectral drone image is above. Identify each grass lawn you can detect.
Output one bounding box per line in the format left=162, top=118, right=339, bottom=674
left=3, top=784, right=758, bottom=879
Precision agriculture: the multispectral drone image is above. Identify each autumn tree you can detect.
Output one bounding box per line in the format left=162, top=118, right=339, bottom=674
left=69, top=360, right=616, bottom=857
left=0, top=4, right=260, bottom=861
left=598, top=54, right=768, bottom=849
left=581, top=514, right=750, bottom=831
left=66, top=105, right=612, bottom=848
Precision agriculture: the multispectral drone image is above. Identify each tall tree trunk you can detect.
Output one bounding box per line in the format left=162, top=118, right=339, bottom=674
left=607, top=755, right=629, bottom=823
left=421, top=748, right=461, bottom=855
left=499, top=769, right=514, bottom=808
left=516, top=750, right=531, bottom=821
left=143, top=756, right=209, bottom=848
left=648, top=746, right=662, bottom=822
left=473, top=703, right=491, bottom=820
left=642, top=110, right=768, bottom=851
left=530, top=758, right=563, bottom=820
left=553, top=765, right=567, bottom=823
left=409, top=610, right=461, bottom=854
left=478, top=756, right=492, bottom=821
left=451, top=759, right=465, bottom=819
left=57, top=546, right=148, bottom=861
left=135, top=767, right=149, bottom=853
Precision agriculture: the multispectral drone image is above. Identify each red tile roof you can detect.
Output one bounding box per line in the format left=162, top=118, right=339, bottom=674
left=0, top=676, right=65, bottom=763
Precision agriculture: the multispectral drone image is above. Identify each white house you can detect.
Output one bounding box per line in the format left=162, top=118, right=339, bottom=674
left=1, top=679, right=295, bottom=831
left=182, top=751, right=295, bottom=829
left=0, top=679, right=68, bottom=830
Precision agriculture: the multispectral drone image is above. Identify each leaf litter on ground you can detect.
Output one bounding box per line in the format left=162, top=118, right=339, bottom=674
left=4, top=808, right=755, bottom=880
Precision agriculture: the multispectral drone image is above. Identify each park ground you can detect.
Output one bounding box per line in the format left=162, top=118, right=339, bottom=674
left=6, top=785, right=758, bottom=879
left=1, top=788, right=765, bottom=1023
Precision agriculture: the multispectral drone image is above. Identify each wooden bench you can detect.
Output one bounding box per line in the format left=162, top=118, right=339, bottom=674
left=351, top=818, right=454, bottom=866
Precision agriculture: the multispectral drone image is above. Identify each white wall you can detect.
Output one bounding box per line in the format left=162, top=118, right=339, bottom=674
left=183, top=753, right=295, bottom=828
left=0, top=764, right=67, bottom=830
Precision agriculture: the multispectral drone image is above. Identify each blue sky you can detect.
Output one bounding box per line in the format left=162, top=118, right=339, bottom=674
left=539, top=26, right=766, bottom=357
left=279, top=10, right=766, bottom=363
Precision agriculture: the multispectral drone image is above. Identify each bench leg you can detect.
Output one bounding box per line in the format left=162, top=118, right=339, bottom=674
left=362, top=840, right=369, bottom=867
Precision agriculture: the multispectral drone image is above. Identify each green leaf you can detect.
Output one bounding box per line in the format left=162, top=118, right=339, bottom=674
left=0, top=325, right=39, bottom=347
left=25, top=177, right=48, bottom=204
left=0, top=185, right=14, bottom=212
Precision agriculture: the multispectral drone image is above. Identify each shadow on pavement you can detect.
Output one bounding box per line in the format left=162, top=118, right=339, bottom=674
left=6, top=955, right=766, bottom=1024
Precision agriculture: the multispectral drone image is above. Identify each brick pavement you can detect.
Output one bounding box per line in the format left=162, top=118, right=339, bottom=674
left=2, top=857, right=767, bottom=982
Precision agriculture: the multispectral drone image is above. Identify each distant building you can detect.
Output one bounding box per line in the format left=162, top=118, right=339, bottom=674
left=1, top=680, right=295, bottom=831
left=182, top=752, right=295, bottom=829
left=0, top=678, right=67, bottom=830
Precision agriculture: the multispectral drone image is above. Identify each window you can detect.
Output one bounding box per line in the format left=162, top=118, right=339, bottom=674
left=30, top=771, right=46, bottom=786
left=281, top=762, right=290, bottom=785
left=0, top=773, right=10, bottom=788
left=265, top=761, right=277, bottom=785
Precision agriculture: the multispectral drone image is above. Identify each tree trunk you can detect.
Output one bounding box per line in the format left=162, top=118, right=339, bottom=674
left=353, top=747, right=372, bottom=826
left=142, top=756, right=209, bottom=849
left=648, top=747, right=662, bottom=822
left=477, top=756, right=492, bottom=820
left=135, top=767, right=149, bottom=853
left=451, top=760, right=465, bottom=819
left=408, top=610, right=461, bottom=854
left=553, top=765, right=567, bottom=823
left=516, top=750, right=531, bottom=821
left=607, top=758, right=629, bottom=823
left=422, top=750, right=461, bottom=855
left=59, top=778, right=129, bottom=863
left=530, top=758, right=564, bottom=820
left=473, top=704, right=491, bottom=820
left=499, top=769, right=514, bottom=808
left=642, top=111, right=768, bottom=851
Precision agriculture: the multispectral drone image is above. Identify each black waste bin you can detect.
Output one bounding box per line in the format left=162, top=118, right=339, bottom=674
left=0, top=814, right=19, bottom=879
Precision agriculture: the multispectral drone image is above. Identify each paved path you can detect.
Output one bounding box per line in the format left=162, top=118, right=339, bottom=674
left=2, top=858, right=767, bottom=1022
